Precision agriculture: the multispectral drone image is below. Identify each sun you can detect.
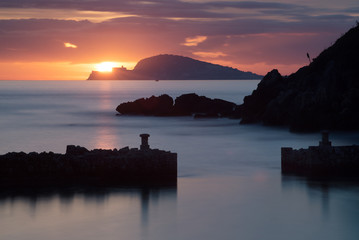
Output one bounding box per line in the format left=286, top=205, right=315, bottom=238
left=94, top=62, right=118, bottom=72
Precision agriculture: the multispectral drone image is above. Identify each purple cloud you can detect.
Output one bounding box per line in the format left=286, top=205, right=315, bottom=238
left=0, top=0, right=358, bottom=76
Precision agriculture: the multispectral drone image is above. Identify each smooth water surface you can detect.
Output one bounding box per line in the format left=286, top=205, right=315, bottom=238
left=1, top=80, right=359, bottom=240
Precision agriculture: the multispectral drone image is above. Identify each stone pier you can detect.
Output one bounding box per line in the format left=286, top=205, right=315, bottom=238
left=281, top=132, right=359, bottom=177
left=0, top=135, right=177, bottom=187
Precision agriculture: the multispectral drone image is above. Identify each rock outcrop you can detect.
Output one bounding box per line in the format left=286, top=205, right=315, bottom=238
left=116, top=94, right=174, bottom=116
left=88, top=54, right=262, bottom=80
left=239, top=23, right=359, bottom=132
left=116, top=93, right=237, bottom=117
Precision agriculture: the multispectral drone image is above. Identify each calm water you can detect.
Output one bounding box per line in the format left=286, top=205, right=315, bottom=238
left=1, top=80, right=359, bottom=240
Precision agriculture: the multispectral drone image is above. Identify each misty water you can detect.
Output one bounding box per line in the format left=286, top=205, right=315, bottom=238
left=1, top=80, right=359, bottom=240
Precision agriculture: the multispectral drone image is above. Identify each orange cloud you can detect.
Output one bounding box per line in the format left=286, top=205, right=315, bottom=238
left=64, top=42, right=78, bottom=48
left=182, top=36, right=207, bottom=46
left=0, top=8, right=135, bottom=23
left=0, top=4, right=353, bottom=80
left=193, top=51, right=227, bottom=58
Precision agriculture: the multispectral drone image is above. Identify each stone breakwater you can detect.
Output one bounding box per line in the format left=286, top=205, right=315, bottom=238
left=0, top=134, right=177, bottom=187
left=281, top=132, right=359, bottom=177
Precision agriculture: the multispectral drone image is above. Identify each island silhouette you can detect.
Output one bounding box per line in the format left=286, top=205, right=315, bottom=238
left=87, top=54, right=262, bottom=80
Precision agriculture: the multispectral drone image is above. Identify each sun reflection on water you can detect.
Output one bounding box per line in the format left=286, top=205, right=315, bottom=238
left=94, top=81, right=121, bottom=149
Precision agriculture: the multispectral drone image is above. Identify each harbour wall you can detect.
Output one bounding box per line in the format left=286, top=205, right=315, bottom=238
left=281, top=132, right=359, bottom=177
left=0, top=134, right=177, bottom=187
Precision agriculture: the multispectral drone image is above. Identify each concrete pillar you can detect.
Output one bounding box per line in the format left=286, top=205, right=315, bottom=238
left=140, top=133, right=150, bottom=150
left=319, top=131, right=331, bottom=147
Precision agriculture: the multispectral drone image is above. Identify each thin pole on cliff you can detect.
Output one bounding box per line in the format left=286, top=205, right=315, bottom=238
left=307, top=52, right=312, bottom=64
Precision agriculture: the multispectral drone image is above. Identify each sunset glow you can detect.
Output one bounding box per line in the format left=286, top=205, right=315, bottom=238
left=94, top=62, right=118, bottom=72
left=64, top=42, right=78, bottom=48
left=182, top=36, right=208, bottom=46
left=0, top=0, right=358, bottom=80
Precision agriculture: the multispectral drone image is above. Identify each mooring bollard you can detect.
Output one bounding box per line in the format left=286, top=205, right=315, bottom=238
left=140, top=133, right=150, bottom=150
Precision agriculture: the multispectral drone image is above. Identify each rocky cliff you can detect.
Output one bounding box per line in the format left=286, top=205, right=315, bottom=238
left=239, top=23, right=359, bottom=132
left=88, top=54, right=262, bottom=80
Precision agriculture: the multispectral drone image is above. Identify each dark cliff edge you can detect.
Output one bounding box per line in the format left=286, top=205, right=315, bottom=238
left=239, top=23, right=359, bottom=132
left=88, top=54, right=262, bottom=80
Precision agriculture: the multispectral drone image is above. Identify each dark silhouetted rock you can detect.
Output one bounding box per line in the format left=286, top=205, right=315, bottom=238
left=66, top=145, right=89, bottom=155
left=116, top=94, right=174, bottom=116
left=193, top=113, right=220, bottom=118
left=173, top=93, right=237, bottom=117
left=240, top=69, right=285, bottom=124
left=239, top=23, right=359, bottom=132
left=88, top=54, right=262, bottom=80
left=116, top=93, right=238, bottom=117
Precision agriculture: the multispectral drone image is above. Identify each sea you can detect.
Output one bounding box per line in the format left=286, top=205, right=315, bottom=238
left=0, top=80, right=359, bottom=240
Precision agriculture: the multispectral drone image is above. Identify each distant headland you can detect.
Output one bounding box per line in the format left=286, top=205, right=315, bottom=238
left=87, top=54, right=262, bottom=80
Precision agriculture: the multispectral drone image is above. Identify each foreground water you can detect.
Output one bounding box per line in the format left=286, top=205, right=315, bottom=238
left=0, top=80, right=359, bottom=240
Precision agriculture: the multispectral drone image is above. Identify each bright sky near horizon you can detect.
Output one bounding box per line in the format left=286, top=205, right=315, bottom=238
left=0, top=0, right=358, bottom=80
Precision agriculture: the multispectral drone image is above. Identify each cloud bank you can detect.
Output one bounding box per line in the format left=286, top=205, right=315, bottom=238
left=0, top=0, right=358, bottom=79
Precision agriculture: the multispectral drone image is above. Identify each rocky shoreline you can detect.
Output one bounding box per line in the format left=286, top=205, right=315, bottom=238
left=115, top=25, right=359, bottom=132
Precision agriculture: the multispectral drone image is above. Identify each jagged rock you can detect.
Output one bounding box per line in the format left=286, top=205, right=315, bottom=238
left=173, top=93, right=236, bottom=117
left=116, top=94, right=174, bottom=116
left=239, top=23, right=359, bottom=132
left=66, top=145, right=89, bottom=155
left=116, top=93, right=238, bottom=117
left=240, top=69, right=285, bottom=124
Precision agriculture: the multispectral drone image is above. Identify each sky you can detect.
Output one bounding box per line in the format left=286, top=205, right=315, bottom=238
left=0, top=0, right=358, bottom=80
